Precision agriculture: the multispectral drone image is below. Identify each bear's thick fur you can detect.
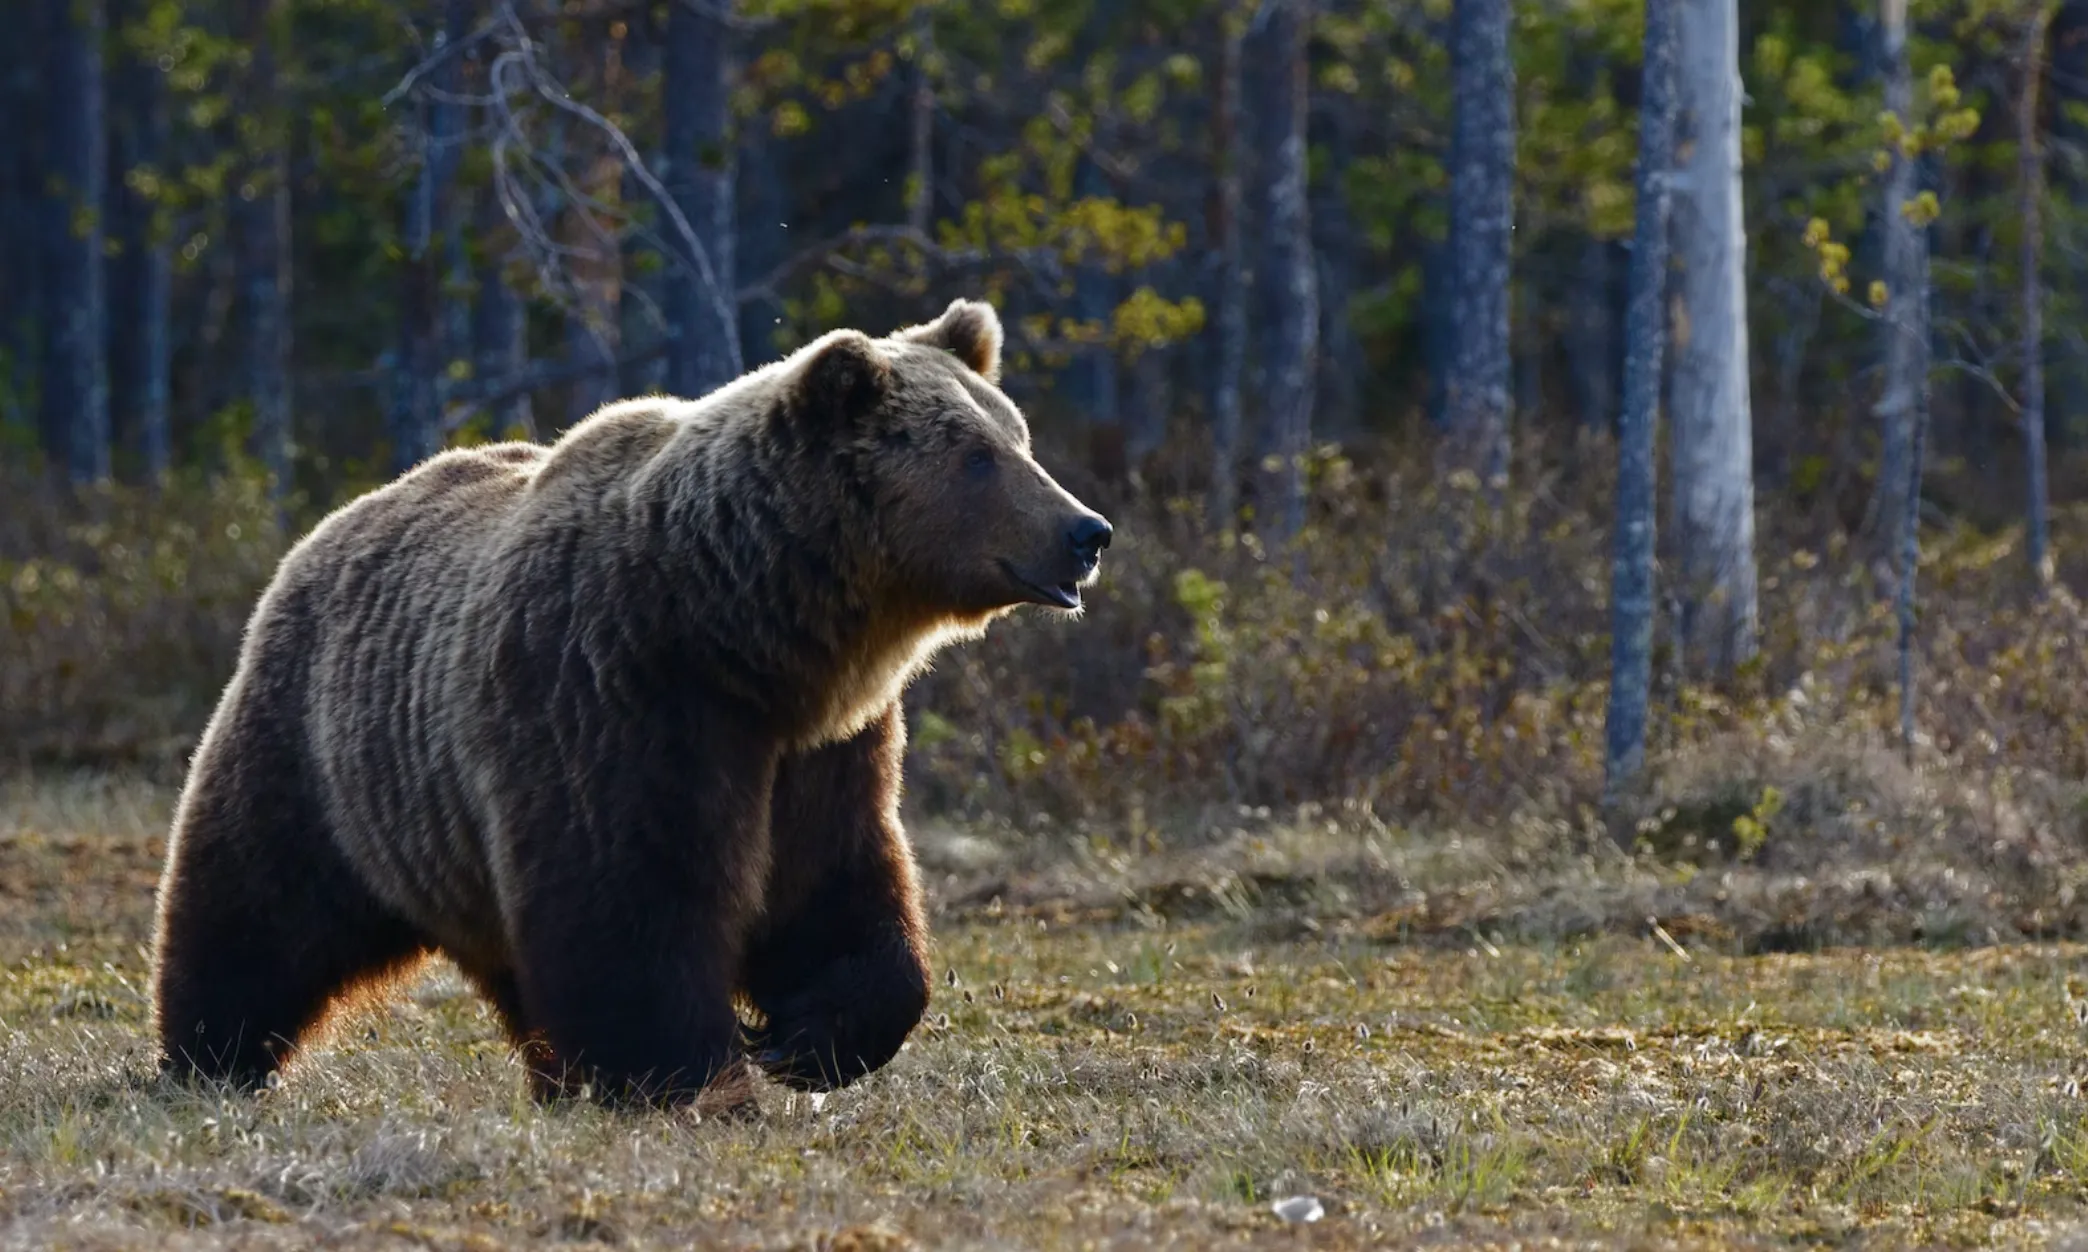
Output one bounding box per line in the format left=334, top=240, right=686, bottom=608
left=150, top=300, right=1110, bottom=1106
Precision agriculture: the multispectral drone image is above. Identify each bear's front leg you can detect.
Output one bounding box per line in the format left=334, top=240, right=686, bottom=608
left=745, top=705, right=932, bottom=1092
left=497, top=733, right=777, bottom=1110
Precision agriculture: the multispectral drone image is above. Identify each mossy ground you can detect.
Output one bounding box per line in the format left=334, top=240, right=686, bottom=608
left=4, top=776, right=2088, bottom=1249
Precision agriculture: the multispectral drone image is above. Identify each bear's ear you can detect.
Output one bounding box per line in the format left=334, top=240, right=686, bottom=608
left=791, top=329, right=894, bottom=424
left=894, top=298, right=1004, bottom=382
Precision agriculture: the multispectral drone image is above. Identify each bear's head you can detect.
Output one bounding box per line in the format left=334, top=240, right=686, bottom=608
left=782, top=299, right=1113, bottom=622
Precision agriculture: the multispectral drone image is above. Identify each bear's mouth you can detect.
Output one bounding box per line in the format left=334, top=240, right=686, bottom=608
left=999, top=561, right=1085, bottom=611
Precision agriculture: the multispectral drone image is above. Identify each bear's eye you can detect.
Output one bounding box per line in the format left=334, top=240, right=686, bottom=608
left=963, top=447, right=996, bottom=478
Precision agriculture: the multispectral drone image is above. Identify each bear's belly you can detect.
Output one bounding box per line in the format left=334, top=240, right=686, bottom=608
left=320, top=768, right=507, bottom=957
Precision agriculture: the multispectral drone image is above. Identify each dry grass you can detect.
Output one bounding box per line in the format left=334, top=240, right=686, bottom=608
left=6, top=776, right=2088, bottom=1248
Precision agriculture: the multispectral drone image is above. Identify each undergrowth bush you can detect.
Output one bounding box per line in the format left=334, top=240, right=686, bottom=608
left=1, top=469, right=288, bottom=768
left=904, top=443, right=2088, bottom=851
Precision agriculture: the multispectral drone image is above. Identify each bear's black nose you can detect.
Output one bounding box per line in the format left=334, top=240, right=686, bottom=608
left=1068, top=515, right=1113, bottom=567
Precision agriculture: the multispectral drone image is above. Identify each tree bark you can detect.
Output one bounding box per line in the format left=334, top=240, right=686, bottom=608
left=616, top=6, right=667, bottom=396
left=1311, top=94, right=1362, bottom=442
left=3, top=11, right=46, bottom=437
left=1603, top=0, right=1679, bottom=807
left=2020, top=3, right=2055, bottom=593
left=471, top=189, right=534, bottom=440
left=906, top=5, right=935, bottom=236
left=106, top=0, right=172, bottom=483
left=1871, top=0, right=1925, bottom=569
left=393, top=0, right=472, bottom=473
left=239, top=0, right=292, bottom=495
left=394, top=95, right=441, bottom=471
left=1443, top=0, right=1514, bottom=488
left=435, top=0, right=475, bottom=391
left=1670, top=0, right=1757, bottom=677
left=1207, top=9, right=1248, bottom=529
left=663, top=0, right=741, bottom=398
left=2049, top=0, right=2088, bottom=447
left=40, top=0, right=111, bottom=484
left=1248, top=0, right=1316, bottom=544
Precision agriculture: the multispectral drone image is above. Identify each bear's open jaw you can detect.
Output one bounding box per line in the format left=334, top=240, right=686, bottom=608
left=998, top=560, right=1085, bottom=612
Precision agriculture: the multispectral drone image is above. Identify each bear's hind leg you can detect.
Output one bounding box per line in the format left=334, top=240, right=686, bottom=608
left=510, top=880, right=754, bottom=1109
left=154, top=728, right=426, bottom=1090
left=497, top=724, right=779, bottom=1111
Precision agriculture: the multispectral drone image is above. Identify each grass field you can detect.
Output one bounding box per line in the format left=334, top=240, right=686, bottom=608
left=5, top=776, right=2088, bottom=1248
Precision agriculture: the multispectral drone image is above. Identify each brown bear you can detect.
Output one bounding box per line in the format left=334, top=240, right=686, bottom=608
left=150, top=299, right=1110, bottom=1107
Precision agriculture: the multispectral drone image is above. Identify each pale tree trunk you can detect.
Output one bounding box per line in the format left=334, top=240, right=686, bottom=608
left=107, top=0, right=172, bottom=483
left=471, top=189, right=534, bottom=439
left=395, top=97, right=441, bottom=470
left=40, top=0, right=111, bottom=484
left=434, top=0, right=474, bottom=389
left=1249, top=0, right=1316, bottom=544
left=1312, top=96, right=1363, bottom=441
left=1872, top=0, right=1926, bottom=570
left=2020, top=2, right=2055, bottom=593
left=1670, top=0, right=1757, bottom=677
left=393, top=2, right=468, bottom=474
left=1207, top=8, right=1248, bottom=530
left=239, top=0, right=292, bottom=495
left=2049, top=0, right=2088, bottom=433
left=1603, top=0, right=1679, bottom=807
left=663, top=0, right=741, bottom=397
left=906, top=5, right=935, bottom=236
left=619, top=8, right=668, bottom=396
left=1443, top=0, right=1514, bottom=489
left=1, top=18, right=40, bottom=434
left=559, top=29, right=624, bottom=428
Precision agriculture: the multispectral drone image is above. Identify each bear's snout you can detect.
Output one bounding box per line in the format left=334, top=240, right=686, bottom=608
left=1067, top=514, right=1112, bottom=573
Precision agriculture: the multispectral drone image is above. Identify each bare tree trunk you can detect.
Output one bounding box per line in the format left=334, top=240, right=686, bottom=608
left=663, top=0, right=741, bottom=397
left=0, top=17, right=40, bottom=435
left=106, top=0, right=172, bottom=483
left=2020, top=2, right=2056, bottom=593
left=1207, top=9, right=1248, bottom=530
left=394, top=86, right=442, bottom=472
left=553, top=28, right=623, bottom=427
left=617, top=6, right=668, bottom=396
left=1603, top=0, right=1679, bottom=809
left=434, top=0, right=475, bottom=390
left=392, top=0, right=473, bottom=470
left=40, top=0, right=110, bottom=484
left=1312, top=94, right=1363, bottom=442
left=563, top=165, right=622, bottom=425
left=239, top=0, right=292, bottom=495
left=1249, top=0, right=1316, bottom=544
left=906, top=5, right=935, bottom=236
left=471, top=189, right=534, bottom=439
left=2049, top=0, right=2088, bottom=443
left=1872, top=0, right=1925, bottom=570
left=1670, top=0, right=1757, bottom=677
left=1895, top=285, right=1929, bottom=765
left=1443, top=0, right=1514, bottom=489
